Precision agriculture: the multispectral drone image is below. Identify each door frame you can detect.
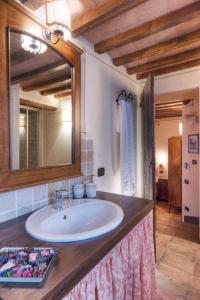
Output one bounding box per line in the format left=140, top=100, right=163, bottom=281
left=155, top=87, right=200, bottom=240
left=140, top=74, right=156, bottom=255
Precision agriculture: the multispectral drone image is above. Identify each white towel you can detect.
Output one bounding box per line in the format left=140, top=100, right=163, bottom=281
left=119, top=98, right=136, bottom=196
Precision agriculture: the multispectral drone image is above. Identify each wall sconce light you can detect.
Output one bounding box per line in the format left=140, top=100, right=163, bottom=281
left=179, top=122, right=183, bottom=135
left=19, top=114, right=26, bottom=128
left=43, top=0, right=71, bottom=44
left=156, top=151, right=167, bottom=166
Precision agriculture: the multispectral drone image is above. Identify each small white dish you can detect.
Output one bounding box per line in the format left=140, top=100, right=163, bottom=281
left=86, top=183, right=96, bottom=198
left=73, top=184, right=84, bottom=199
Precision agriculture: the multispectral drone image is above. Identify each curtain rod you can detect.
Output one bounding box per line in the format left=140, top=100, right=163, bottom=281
left=116, top=89, right=134, bottom=105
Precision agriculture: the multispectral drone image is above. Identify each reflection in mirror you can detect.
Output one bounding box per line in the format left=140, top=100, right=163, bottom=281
left=9, top=30, right=73, bottom=170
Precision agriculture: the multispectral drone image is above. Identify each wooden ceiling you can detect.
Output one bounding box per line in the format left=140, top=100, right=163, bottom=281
left=155, top=100, right=183, bottom=119
left=21, top=0, right=200, bottom=79
left=155, top=99, right=194, bottom=119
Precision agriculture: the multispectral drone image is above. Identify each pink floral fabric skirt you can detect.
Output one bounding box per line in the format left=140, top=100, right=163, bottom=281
left=64, top=211, right=156, bottom=300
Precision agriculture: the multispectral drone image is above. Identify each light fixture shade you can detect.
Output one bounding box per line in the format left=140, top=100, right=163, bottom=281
left=21, top=34, right=47, bottom=54
left=19, top=114, right=26, bottom=128
left=179, top=122, right=183, bottom=135
left=45, top=0, right=71, bottom=31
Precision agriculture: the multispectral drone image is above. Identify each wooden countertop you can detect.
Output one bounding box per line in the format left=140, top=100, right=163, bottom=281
left=0, top=192, right=154, bottom=300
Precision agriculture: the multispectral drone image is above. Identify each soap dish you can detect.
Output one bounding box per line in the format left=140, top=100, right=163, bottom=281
left=0, top=247, right=58, bottom=287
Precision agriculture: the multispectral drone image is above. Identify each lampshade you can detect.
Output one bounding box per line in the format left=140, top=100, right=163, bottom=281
left=21, top=34, right=47, bottom=54
left=45, top=0, right=71, bottom=31
left=179, top=122, right=183, bottom=135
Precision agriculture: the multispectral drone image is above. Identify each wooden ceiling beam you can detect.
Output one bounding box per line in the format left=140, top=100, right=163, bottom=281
left=156, top=109, right=182, bottom=113
left=156, top=110, right=182, bottom=114
left=156, top=100, right=184, bottom=107
left=156, top=112, right=182, bottom=119
left=40, top=83, right=71, bottom=96
left=20, top=98, right=57, bottom=111
left=95, top=2, right=200, bottom=54
left=11, top=60, right=67, bottom=84
left=156, top=111, right=182, bottom=117
left=71, top=0, right=147, bottom=37
left=156, top=104, right=183, bottom=109
left=128, top=47, right=200, bottom=75
left=156, top=110, right=182, bottom=115
left=113, top=29, right=200, bottom=66
left=136, top=58, right=200, bottom=80
left=156, top=106, right=183, bottom=111
left=23, top=76, right=71, bottom=92
left=55, top=91, right=72, bottom=98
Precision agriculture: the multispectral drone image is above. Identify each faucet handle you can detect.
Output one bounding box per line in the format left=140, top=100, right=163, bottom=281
left=56, top=190, right=69, bottom=199
left=54, top=190, right=69, bottom=210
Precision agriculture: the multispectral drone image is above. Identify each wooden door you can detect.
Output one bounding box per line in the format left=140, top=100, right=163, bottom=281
left=168, top=136, right=182, bottom=211
left=141, top=75, right=156, bottom=255
left=141, top=75, right=155, bottom=201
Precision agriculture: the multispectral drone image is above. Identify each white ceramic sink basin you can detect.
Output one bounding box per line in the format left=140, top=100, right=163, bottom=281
left=25, top=199, right=124, bottom=242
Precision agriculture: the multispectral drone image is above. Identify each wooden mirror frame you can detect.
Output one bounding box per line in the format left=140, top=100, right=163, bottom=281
left=0, top=0, right=83, bottom=192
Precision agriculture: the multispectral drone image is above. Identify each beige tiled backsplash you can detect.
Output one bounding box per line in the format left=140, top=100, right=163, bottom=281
left=0, top=136, right=94, bottom=223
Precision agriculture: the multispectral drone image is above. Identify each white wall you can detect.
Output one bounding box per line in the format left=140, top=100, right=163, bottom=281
left=182, top=98, right=199, bottom=219
left=147, top=67, right=200, bottom=221
left=155, top=118, right=181, bottom=179
left=154, top=66, right=200, bottom=95
left=80, top=47, right=140, bottom=195
left=21, top=90, right=58, bottom=108
left=43, top=99, right=72, bottom=166
left=0, top=8, right=142, bottom=224
left=34, top=7, right=141, bottom=196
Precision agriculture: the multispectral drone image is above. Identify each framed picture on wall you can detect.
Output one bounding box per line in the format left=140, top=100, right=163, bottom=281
left=188, top=134, right=199, bottom=154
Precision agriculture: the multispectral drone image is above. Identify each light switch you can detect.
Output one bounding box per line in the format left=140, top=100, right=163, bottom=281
left=184, top=161, right=190, bottom=170
left=97, top=167, right=105, bottom=177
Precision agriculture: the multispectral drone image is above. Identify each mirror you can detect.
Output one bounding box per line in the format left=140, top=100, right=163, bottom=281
left=9, top=29, right=73, bottom=170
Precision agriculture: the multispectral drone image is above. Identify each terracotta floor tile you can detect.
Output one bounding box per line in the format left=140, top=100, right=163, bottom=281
left=156, top=247, right=167, bottom=262
left=175, top=229, right=199, bottom=243
left=156, top=232, right=172, bottom=246
left=189, top=274, right=200, bottom=292
left=156, top=219, right=171, bottom=226
left=187, top=288, right=200, bottom=300
left=188, top=274, right=200, bottom=299
left=167, top=237, right=196, bottom=257
left=194, top=247, right=200, bottom=260
left=170, top=213, right=182, bottom=220
left=176, top=226, right=199, bottom=234
left=165, top=225, right=177, bottom=236
left=156, top=201, right=199, bottom=299
left=157, top=224, right=168, bottom=234
left=156, top=264, right=189, bottom=300
left=169, top=219, right=182, bottom=228
left=194, top=258, right=200, bottom=278
left=160, top=249, right=195, bottom=275
left=177, top=222, right=198, bottom=230
left=157, top=262, right=191, bottom=286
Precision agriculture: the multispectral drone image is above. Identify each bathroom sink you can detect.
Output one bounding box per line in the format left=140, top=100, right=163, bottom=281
left=25, top=199, right=124, bottom=242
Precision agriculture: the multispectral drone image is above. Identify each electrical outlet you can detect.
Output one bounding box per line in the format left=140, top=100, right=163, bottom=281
left=97, top=167, right=105, bottom=177
left=184, top=161, right=190, bottom=170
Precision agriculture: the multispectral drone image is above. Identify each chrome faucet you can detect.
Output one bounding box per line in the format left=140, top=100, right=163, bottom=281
left=53, top=190, right=69, bottom=210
